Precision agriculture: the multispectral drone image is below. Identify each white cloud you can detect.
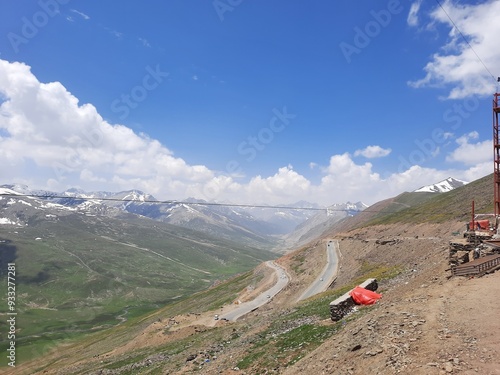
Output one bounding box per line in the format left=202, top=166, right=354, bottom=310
left=409, top=0, right=500, bottom=98
left=446, top=131, right=491, bottom=165
left=192, top=75, right=199, bottom=81
left=354, top=145, right=391, bottom=158
left=0, top=59, right=492, bottom=206
left=70, top=9, right=90, bottom=20
left=407, top=0, right=422, bottom=27
left=245, top=166, right=311, bottom=203
left=105, top=28, right=123, bottom=39
left=0, top=60, right=213, bottom=199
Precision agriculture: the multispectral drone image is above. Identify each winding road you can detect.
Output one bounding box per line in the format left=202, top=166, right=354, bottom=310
left=221, top=261, right=289, bottom=321
left=297, top=239, right=340, bottom=301
left=221, top=240, right=340, bottom=321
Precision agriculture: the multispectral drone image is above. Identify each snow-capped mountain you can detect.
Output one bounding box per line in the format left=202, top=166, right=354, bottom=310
left=414, top=177, right=468, bottom=193
left=0, top=185, right=321, bottom=249
left=0, top=186, right=129, bottom=227
left=0, top=184, right=367, bottom=250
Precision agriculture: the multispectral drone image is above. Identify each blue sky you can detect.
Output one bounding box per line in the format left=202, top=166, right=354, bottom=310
left=0, top=0, right=499, bottom=205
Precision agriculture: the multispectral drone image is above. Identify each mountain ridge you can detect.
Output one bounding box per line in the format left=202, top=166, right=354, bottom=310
left=414, top=176, right=467, bottom=193
left=0, top=185, right=336, bottom=248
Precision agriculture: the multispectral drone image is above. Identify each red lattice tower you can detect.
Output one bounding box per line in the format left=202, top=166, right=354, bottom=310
left=493, top=93, right=500, bottom=222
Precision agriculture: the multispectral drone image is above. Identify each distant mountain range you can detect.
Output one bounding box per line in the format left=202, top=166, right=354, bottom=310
left=1, top=178, right=468, bottom=250
left=414, top=177, right=467, bottom=193
left=1, top=184, right=325, bottom=249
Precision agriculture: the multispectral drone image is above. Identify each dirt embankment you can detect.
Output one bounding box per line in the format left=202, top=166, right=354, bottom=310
left=284, top=221, right=500, bottom=375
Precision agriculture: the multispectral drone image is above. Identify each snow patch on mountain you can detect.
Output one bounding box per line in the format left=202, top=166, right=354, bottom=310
left=414, top=177, right=468, bottom=193
left=0, top=217, right=21, bottom=225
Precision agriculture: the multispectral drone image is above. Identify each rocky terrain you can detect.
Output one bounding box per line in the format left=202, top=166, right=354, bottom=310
left=284, top=223, right=500, bottom=375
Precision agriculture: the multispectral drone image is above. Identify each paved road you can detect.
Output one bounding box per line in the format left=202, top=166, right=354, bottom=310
left=221, top=261, right=289, bottom=321
left=297, top=239, right=339, bottom=301
left=219, top=240, right=339, bottom=321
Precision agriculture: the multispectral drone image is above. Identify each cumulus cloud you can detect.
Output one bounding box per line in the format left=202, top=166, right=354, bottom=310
left=354, top=145, right=392, bottom=158
left=409, top=0, right=500, bottom=98
left=407, top=0, right=422, bottom=27
left=0, top=59, right=492, bottom=206
left=311, top=153, right=482, bottom=205
left=446, top=131, right=491, bottom=165
left=0, top=60, right=213, bottom=199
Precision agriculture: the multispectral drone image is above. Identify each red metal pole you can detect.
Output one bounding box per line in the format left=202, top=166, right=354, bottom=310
left=472, top=200, right=475, bottom=230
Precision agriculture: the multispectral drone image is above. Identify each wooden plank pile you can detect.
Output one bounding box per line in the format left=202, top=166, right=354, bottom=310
left=451, top=254, right=500, bottom=277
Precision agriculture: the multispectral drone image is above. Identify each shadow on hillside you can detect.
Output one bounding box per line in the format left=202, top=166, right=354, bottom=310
left=0, top=238, right=17, bottom=276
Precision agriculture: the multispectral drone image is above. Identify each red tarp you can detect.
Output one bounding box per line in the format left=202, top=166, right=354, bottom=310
left=349, top=286, right=382, bottom=305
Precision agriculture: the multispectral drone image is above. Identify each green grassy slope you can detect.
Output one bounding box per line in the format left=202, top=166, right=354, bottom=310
left=0, top=211, right=275, bottom=366
left=365, top=174, right=493, bottom=226
left=325, top=174, right=493, bottom=236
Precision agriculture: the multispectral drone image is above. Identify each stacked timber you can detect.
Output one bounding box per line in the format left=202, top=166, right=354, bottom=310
left=451, top=254, right=500, bottom=277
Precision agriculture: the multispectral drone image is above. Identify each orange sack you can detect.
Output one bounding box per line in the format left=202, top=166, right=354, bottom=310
left=349, top=286, right=382, bottom=305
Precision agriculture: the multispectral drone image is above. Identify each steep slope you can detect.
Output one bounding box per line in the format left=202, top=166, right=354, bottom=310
left=0, top=191, right=275, bottom=365
left=321, top=174, right=492, bottom=237
left=121, top=198, right=284, bottom=248
left=243, top=201, right=320, bottom=234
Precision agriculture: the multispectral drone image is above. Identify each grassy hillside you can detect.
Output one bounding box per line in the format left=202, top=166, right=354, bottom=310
left=17, top=252, right=401, bottom=375
left=0, top=211, right=275, bottom=366
left=366, top=174, right=493, bottom=226
left=327, top=174, right=494, bottom=235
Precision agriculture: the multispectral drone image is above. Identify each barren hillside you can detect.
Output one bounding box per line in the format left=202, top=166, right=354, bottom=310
left=284, top=222, right=500, bottom=375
